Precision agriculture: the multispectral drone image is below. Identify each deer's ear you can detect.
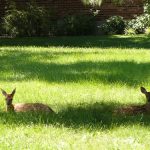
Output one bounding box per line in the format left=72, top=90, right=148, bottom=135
left=11, top=88, right=16, bottom=97
left=1, top=89, right=7, bottom=97
left=141, top=87, right=147, bottom=94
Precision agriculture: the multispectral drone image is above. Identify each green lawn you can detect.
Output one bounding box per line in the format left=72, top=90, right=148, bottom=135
left=0, top=35, right=150, bottom=149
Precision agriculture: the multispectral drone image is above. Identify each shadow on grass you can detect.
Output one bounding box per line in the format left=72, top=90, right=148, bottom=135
left=0, top=35, right=150, bottom=49
left=0, top=50, right=150, bottom=86
left=0, top=102, right=149, bottom=130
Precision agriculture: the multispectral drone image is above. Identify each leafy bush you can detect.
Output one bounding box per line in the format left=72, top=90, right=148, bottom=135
left=55, top=14, right=95, bottom=36
left=124, top=28, right=136, bottom=35
left=126, top=14, right=150, bottom=34
left=2, top=2, right=54, bottom=37
left=0, top=22, right=5, bottom=36
left=125, top=2, right=150, bottom=35
left=3, top=9, right=28, bottom=37
left=2, top=1, right=95, bottom=37
left=98, top=16, right=126, bottom=34
left=144, top=2, right=150, bottom=14
left=25, top=3, right=54, bottom=36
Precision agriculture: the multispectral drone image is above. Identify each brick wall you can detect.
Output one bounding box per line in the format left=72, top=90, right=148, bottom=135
left=98, top=0, right=143, bottom=20
left=0, top=0, right=6, bottom=20
left=0, top=0, right=144, bottom=21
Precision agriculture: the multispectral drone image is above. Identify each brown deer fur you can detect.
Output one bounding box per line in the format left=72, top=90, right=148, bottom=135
left=1, top=88, right=54, bottom=113
left=115, top=87, right=150, bottom=115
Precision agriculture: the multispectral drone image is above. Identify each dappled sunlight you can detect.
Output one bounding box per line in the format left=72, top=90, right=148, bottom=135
left=0, top=49, right=150, bottom=86
left=0, top=36, right=150, bottom=148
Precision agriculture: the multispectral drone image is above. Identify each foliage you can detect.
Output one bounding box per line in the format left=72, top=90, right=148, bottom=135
left=82, top=0, right=124, bottom=6
left=2, top=1, right=95, bottom=37
left=98, top=16, right=126, bottom=34
left=0, top=22, right=5, bottom=36
left=144, top=2, right=150, bottom=14
left=25, top=2, right=53, bottom=36
left=125, top=2, right=150, bottom=35
left=2, top=1, right=54, bottom=37
left=82, top=0, right=103, bottom=6
left=55, top=14, right=95, bottom=36
left=126, top=14, right=150, bottom=34
left=3, top=9, right=28, bottom=37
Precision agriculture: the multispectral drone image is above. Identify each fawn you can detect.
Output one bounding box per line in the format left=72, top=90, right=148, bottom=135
left=1, top=88, right=54, bottom=113
left=115, top=87, right=150, bottom=115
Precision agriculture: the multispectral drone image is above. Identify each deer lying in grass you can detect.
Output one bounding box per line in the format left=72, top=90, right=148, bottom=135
left=1, top=88, right=54, bottom=113
left=115, top=87, right=150, bottom=115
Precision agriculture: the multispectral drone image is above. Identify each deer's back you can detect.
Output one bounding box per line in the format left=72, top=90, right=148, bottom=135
left=115, top=103, right=150, bottom=115
left=14, top=103, right=54, bottom=113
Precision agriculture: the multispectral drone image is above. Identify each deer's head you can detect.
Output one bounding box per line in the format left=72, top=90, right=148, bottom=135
left=141, top=87, right=150, bottom=103
left=1, top=88, right=16, bottom=106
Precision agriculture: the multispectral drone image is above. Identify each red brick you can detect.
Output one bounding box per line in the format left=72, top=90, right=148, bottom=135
left=0, top=0, right=144, bottom=21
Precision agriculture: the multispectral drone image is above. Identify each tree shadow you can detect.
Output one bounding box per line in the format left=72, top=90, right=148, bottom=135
left=0, top=50, right=150, bottom=86
left=0, top=35, right=150, bottom=49
left=0, top=37, right=150, bottom=129
left=0, top=102, right=150, bottom=130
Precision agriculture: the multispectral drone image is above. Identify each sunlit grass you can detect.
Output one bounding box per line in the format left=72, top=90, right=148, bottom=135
left=0, top=35, right=150, bottom=149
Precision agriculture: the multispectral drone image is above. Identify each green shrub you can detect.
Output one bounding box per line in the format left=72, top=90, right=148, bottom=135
left=124, top=28, right=136, bottom=35
left=2, top=1, right=95, bottom=37
left=125, top=2, right=150, bottom=35
left=0, top=22, right=5, bottom=36
left=55, top=14, right=95, bottom=36
left=127, top=14, right=150, bottom=34
left=3, top=9, right=28, bottom=37
left=98, top=16, right=126, bottom=35
left=2, top=2, right=54, bottom=37
left=144, top=2, right=150, bottom=14
left=25, top=3, right=54, bottom=36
